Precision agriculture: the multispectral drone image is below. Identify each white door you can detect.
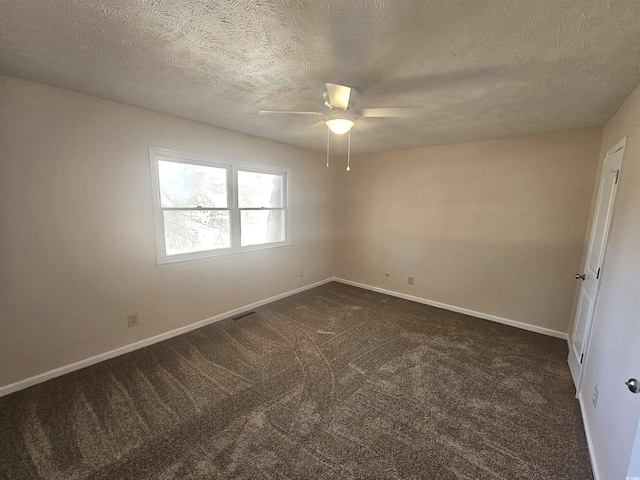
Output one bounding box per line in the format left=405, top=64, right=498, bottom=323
left=568, top=137, right=627, bottom=388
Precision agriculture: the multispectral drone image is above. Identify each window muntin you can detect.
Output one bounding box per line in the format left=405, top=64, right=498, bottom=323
left=150, top=148, right=290, bottom=265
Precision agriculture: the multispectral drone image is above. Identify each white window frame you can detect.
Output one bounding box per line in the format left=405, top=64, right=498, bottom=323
left=149, top=147, right=291, bottom=266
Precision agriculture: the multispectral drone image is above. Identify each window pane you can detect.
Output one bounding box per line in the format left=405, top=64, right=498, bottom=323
left=158, top=160, right=227, bottom=208
left=238, top=171, right=284, bottom=208
left=163, top=210, right=230, bottom=255
left=241, top=210, right=285, bottom=246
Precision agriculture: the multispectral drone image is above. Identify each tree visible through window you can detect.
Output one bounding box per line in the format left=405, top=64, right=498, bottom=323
left=150, top=148, right=290, bottom=265
left=238, top=170, right=285, bottom=246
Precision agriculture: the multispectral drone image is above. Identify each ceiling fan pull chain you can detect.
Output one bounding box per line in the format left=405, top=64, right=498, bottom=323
left=326, top=126, right=330, bottom=168
left=346, top=130, right=351, bottom=171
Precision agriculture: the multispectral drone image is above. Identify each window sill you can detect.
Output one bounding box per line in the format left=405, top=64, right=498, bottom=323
left=156, top=242, right=291, bottom=268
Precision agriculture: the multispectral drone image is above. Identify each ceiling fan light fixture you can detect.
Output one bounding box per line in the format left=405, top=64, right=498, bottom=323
left=326, top=118, right=354, bottom=135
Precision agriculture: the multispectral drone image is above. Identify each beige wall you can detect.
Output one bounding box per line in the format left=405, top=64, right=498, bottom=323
left=0, top=76, right=338, bottom=388
left=0, top=74, right=606, bottom=392
left=577, top=83, right=640, bottom=479
left=335, top=130, right=602, bottom=333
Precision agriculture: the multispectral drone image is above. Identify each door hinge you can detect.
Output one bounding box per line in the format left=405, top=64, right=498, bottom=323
left=596, top=267, right=601, bottom=280
left=580, top=353, right=584, bottom=364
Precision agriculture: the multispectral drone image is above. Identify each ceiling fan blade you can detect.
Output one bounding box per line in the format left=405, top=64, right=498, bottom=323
left=259, top=110, right=323, bottom=115
left=295, top=121, right=326, bottom=135
left=325, top=83, right=352, bottom=110
left=353, top=118, right=374, bottom=132
left=361, top=107, right=423, bottom=118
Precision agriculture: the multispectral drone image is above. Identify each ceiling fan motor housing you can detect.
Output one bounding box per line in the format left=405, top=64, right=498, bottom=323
left=324, top=83, right=355, bottom=111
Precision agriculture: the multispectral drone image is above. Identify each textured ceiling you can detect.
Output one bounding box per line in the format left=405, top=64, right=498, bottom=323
left=1, top=1, right=640, bottom=154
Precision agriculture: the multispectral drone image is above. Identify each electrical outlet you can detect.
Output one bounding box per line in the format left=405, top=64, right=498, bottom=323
left=592, top=384, right=599, bottom=408
left=407, top=276, right=414, bottom=285
left=127, top=313, right=139, bottom=328
left=385, top=272, right=390, bottom=277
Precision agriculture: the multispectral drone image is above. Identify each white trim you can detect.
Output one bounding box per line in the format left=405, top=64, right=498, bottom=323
left=156, top=243, right=292, bottom=268
left=578, top=392, right=603, bottom=480
left=333, top=277, right=568, bottom=340
left=0, top=278, right=333, bottom=397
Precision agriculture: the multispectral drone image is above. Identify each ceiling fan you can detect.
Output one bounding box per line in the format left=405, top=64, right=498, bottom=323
left=259, top=83, right=419, bottom=170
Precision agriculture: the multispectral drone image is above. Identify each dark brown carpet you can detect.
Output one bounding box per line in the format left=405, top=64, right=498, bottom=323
left=0, top=282, right=592, bottom=479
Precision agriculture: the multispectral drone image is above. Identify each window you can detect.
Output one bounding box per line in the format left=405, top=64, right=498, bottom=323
left=149, top=147, right=290, bottom=265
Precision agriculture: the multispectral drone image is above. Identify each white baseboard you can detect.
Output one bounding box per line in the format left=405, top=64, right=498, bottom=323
left=0, top=278, right=334, bottom=397
left=1, top=276, right=569, bottom=397
left=332, top=277, right=569, bottom=340
left=577, top=392, right=602, bottom=480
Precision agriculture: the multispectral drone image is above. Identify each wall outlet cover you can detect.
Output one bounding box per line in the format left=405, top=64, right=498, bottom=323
left=127, top=313, right=139, bottom=328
